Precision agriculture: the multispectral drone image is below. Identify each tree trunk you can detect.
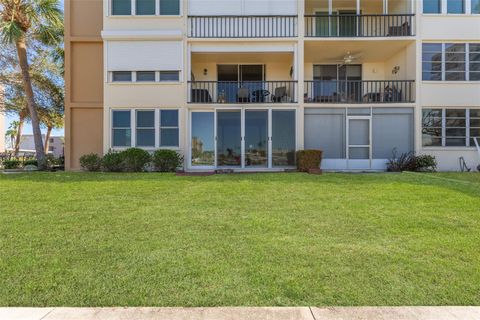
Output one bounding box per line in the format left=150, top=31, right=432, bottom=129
left=15, top=38, right=46, bottom=169
left=44, top=126, right=52, bottom=154
left=14, top=116, right=24, bottom=156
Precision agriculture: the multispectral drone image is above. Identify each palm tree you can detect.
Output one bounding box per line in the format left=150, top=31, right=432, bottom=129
left=5, top=121, right=19, bottom=151
left=0, top=0, right=63, bottom=169
left=39, top=108, right=63, bottom=153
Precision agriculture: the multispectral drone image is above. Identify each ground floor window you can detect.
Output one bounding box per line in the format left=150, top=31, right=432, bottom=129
left=111, top=109, right=179, bottom=149
left=160, top=110, right=179, bottom=147
left=422, top=108, right=480, bottom=147
left=112, top=110, right=132, bottom=147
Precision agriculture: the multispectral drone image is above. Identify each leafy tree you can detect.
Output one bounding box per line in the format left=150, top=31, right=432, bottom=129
left=1, top=0, right=63, bottom=169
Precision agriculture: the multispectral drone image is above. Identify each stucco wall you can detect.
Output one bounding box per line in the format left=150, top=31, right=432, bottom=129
left=65, top=0, right=104, bottom=170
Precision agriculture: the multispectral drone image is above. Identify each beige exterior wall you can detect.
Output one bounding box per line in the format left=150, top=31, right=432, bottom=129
left=65, top=0, right=104, bottom=170
left=65, top=0, right=480, bottom=171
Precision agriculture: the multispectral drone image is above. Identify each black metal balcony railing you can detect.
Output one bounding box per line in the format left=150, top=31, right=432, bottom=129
left=188, top=16, right=298, bottom=38
left=304, top=80, right=415, bottom=103
left=305, top=14, right=415, bottom=37
left=189, top=81, right=297, bottom=104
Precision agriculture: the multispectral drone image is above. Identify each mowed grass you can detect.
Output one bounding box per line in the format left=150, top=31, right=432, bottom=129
left=0, top=172, right=479, bottom=307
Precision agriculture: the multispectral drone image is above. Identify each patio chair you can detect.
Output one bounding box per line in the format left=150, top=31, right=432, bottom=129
left=271, top=86, right=287, bottom=103
left=237, top=87, right=250, bottom=103
left=388, top=21, right=411, bottom=36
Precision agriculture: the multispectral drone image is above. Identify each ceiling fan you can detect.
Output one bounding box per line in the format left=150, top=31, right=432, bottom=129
left=327, top=51, right=362, bottom=65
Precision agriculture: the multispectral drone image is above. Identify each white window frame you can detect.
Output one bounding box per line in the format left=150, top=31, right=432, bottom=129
left=135, top=109, right=156, bottom=148
left=135, top=71, right=157, bottom=83
left=421, top=0, right=480, bottom=14
left=422, top=0, right=443, bottom=14
left=159, top=71, right=181, bottom=82
left=471, top=0, right=480, bottom=13
left=159, top=109, right=180, bottom=148
left=111, top=71, right=133, bottom=82
left=109, top=0, right=182, bottom=16
left=109, top=71, right=182, bottom=84
left=111, top=109, right=133, bottom=149
left=422, top=108, right=480, bottom=148
left=111, top=108, right=180, bottom=150
left=422, top=43, right=480, bottom=82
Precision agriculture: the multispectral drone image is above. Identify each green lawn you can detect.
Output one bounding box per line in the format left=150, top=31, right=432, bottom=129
left=1, top=172, right=479, bottom=306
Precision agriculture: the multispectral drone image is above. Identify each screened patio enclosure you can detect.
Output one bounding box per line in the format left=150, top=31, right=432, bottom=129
left=304, top=107, right=414, bottom=170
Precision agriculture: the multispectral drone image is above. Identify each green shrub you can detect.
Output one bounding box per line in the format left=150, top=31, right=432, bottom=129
left=296, top=150, right=323, bottom=172
left=415, top=154, right=437, bottom=172
left=387, top=150, right=437, bottom=172
left=79, top=153, right=102, bottom=172
left=387, top=151, right=415, bottom=172
left=23, top=159, right=38, bottom=167
left=152, top=150, right=183, bottom=172
left=3, top=160, right=21, bottom=169
left=120, top=148, right=151, bottom=172
left=102, top=151, right=125, bottom=172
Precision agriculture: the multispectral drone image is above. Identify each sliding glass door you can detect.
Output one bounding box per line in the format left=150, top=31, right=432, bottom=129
left=272, top=110, right=296, bottom=167
left=190, top=109, right=296, bottom=169
left=245, top=110, right=268, bottom=168
left=217, top=110, right=242, bottom=167
left=191, top=111, right=215, bottom=168
left=217, top=65, right=264, bottom=103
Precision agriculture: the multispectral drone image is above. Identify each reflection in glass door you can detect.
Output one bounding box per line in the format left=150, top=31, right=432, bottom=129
left=217, top=110, right=242, bottom=167
left=347, top=117, right=371, bottom=169
left=272, top=110, right=296, bottom=167
left=245, top=110, right=268, bottom=167
left=191, top=112, right=215, bottom=167
left=190, top=109, right=296, bottom=170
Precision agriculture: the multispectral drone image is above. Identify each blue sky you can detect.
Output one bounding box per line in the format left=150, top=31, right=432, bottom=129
left=5, top=114, right=64, bottom=137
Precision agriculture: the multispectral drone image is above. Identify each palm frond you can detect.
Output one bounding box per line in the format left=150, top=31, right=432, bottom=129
left=33, top=0, right=63, bottom=28
left=35, top=23, right=62, bottom=45
left=0, top=20, right=24, bottom=44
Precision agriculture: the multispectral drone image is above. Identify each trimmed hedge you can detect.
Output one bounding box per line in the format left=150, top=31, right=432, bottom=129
left=23, top=159, right=38, bottom=167
left=121, top=148, right=151, bottom=172
left=3, top=160, right=22, bottom=170
left=79, top=153, right=102, bottom=172
left=153, top=150, right=183, bottom=172
left=296, top=150, right=323, bottom=172
left=101, top=152, right=125, bottom=172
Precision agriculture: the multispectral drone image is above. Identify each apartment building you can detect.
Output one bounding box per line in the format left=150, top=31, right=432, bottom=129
left=64, top=0, right=480, bottom=171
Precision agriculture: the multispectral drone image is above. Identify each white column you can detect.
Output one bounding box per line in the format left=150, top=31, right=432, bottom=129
left=441, top=0, right=447, bottom=14
left=466, top=0, right=472, bottom=14
left=357, top=0, right=360, bottom=37
left=294, top=43, right=299, bottom=103
left=187, top=43, right=191, bottom=103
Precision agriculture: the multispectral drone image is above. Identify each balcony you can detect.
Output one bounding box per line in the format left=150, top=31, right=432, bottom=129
left=188, top=16, right=298, bottom=38
left=304, top=80, right=414, bottom=104
left=189, top=81, right=297, bottom=104
left=305, top=14, right=415, bottom=38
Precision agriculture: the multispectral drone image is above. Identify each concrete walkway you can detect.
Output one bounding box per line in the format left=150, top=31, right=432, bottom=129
left=1, top=307, right=480, bottom=320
